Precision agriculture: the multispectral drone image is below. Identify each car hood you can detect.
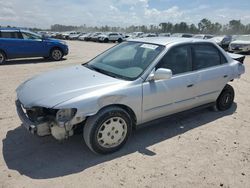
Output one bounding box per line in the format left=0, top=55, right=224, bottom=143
left=16, top=65, right=125, bottom=108
left=230, top=40, right=250, bottom=45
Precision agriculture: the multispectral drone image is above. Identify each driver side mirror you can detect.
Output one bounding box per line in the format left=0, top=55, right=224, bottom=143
left=147, top=68, right=172, bottom=81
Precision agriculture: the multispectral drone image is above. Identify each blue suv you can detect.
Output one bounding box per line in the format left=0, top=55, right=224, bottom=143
left=0, top=28, right=69, bottom=64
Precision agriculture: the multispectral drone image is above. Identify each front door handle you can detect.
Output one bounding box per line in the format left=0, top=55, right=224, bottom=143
left=187, top=84, right=194, bottom=88
left=223, top=75, right=228, bottom=78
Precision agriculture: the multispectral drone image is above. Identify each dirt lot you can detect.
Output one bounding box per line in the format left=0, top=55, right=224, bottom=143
left=0, top=41, right=249, bottom=188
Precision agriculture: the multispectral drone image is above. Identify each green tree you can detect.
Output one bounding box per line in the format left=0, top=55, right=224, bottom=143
left=228, top=20, right=244, bottom=34
left=159, top=22, right=167, bottom=32
left=189, top=24, right=198, bottom=34
left=198, top=18, right=212, bottom=33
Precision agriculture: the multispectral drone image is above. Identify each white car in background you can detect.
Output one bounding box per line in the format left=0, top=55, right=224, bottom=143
left=78, top=33, right=91, bottom=41
left=128, top=32, right=144, bottom=39
left=193, top=34, right=214, bottom=39
left=158, top=33, right=171, bottom=37
left=68, top=32, right=85, bottom=40
left=62, top=31, right=80, bottom=40
left=229, top=35, right=250, bottom=54
left=142, top=33, right=158, bottom=38
left=98, top=32, right=124, bottom=43
left=171, top=33, right=193, bottom=38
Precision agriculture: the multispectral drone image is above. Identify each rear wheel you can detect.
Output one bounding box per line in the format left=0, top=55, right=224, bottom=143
left=50, top=48, right=63, bottom=61
left=0, top=51, right=6, bottom=65
left=83, top=107, right=132, bottom=154
left=216, top=84, right=235, bottom=111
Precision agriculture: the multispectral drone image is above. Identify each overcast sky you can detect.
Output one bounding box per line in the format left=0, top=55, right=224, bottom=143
left=1, top=0, right=250, bottom=29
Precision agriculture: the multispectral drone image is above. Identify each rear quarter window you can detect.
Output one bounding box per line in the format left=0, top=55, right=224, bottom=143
left=0, top=31, right=21, bottom=39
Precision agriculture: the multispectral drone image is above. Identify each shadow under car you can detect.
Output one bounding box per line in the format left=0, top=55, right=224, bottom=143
left=2, top=103, right=237, bottom=179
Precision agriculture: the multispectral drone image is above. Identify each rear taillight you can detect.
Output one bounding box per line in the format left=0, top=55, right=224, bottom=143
left=238, top=63, right=245, bottom=75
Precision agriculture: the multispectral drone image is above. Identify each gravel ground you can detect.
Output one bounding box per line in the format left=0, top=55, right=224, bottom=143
left=0, top=40, right=249, bottom=188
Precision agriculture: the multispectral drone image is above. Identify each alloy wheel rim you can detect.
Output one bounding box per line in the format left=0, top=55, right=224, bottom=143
left=52, top=50, right=62, bottom=60
left=97, top=117, right=127, bottom=148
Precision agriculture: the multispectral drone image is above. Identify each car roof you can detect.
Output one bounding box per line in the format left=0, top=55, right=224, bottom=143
left=0, top=28, right=20, bottom=32
left=0, top=28, right=32, bottom=33
left=128, top=37, right=206, bottom=46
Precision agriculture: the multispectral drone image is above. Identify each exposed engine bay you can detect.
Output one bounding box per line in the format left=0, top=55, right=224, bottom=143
left=16, top=100, right=83, bottom=140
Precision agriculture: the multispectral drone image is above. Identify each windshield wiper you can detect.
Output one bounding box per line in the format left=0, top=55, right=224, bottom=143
left=85, top=65, right=116, bottom=78
left=84, top=64, right=129, bottom=80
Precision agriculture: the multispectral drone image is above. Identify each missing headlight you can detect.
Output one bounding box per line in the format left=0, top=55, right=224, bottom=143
left=56, top=109, right=77, bottom=124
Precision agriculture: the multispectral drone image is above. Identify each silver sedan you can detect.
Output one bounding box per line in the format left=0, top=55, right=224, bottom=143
left=16, top=37, right=245, bottom=154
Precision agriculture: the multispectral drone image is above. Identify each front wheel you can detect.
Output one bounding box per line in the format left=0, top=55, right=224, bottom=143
left=50, top=48, right=63, bottom=61
left=104, top=38, right=109, bottom=43
left=83, top=107, right=132, bottom=154
left=117, top=38, right=123, bottom=43
left=216, top=84, right=235, bottom=111
left=0, top=51, right=6, bottom=65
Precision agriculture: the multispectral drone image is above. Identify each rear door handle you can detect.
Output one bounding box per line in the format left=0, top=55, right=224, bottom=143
left=187, top=84, right=194, bottom=88
left=223, top=75, right=228, bottom=78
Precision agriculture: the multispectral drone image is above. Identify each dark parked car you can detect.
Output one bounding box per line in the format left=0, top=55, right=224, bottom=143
left=210, top=35, right=232, bottom=51
left=0, top=28, right=68, bottom=64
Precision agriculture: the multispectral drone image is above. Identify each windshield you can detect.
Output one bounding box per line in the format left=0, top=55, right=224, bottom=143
left=85, top=42, right=164, bottom=80
left=235, top=35, right=250, bottom=41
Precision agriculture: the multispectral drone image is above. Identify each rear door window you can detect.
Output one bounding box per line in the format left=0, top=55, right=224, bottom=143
left=12, top=32, right=21, bottom=38
left=0, top=31, right=21, bottom=39
left=0, top=32, right=12, bottom=38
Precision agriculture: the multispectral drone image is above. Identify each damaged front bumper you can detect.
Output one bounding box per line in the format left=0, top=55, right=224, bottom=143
left=16, top=100, right=36, bottom=134
left=16, top=100, right=68, bottom=140
left=15, top=100, right=85, bottom=140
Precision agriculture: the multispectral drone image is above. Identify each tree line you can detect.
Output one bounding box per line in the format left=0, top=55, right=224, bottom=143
left=50, top=19, right=250, bottom=35
left=2, top=18, right=250, bottom=35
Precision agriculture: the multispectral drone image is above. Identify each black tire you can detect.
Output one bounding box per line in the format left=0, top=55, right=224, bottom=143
left=83, top=106, right=132, bottom=154
left=104, top=38, right=109, bottom=43
left=0, top=51, right=6, bottom=65
left=216, top=84, right=235, bottom=111
left=117, top=38, right=123, bottom=43
left=50, top=48, right=63, bottom=61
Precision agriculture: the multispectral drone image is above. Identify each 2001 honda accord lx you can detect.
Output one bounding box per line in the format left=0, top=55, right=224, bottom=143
left=16, top=37, right=245, bottom=154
